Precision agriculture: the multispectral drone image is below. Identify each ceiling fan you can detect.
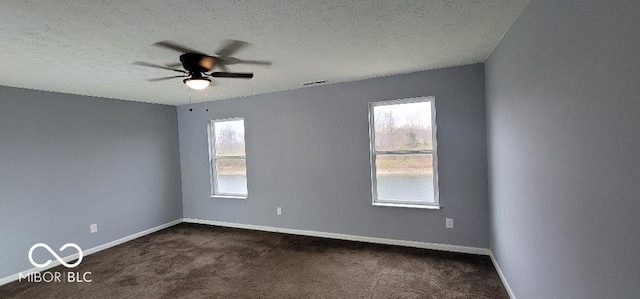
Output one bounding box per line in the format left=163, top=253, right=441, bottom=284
left=135, top=40, right=271, bottom=90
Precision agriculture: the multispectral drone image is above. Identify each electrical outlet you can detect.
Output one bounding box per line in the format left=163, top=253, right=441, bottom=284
left=446, top=218, right=453, bottom=229
left=90, top=223, right=98, bottom=233
left=277, top=207, right=282, bottom=216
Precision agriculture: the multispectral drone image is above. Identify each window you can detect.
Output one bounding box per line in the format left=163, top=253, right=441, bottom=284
left=369, top=97, right=439, bottom=208
left=208, top=118, right=248, bottom=198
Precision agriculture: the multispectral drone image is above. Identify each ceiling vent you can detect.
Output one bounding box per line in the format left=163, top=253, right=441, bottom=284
left=301, top=80, right=328, bottom=86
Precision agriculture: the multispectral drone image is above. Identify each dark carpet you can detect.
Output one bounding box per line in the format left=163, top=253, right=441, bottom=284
left=0, top=223, right=508, bottom=298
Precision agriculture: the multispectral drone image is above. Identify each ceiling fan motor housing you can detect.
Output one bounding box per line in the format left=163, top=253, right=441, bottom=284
left=179, top=53, right=215, bottom=73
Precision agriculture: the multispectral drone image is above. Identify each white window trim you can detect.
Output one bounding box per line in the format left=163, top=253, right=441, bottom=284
left=207, top=117, right=248, bottom=199
left=368, top=96, right=440, bottom=209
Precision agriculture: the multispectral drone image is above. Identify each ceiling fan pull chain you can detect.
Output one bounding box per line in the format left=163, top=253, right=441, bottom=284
left=188, top=87, right=192, bottom=104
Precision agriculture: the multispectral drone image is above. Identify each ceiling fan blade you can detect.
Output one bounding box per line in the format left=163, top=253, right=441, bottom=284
left=166, top=62, right=183, bottom=68
left=218, top=57, right=272, bottom=66
left=146, top=75, right=188, bottom=82
left=134, top=61, right=187, bottom=73
left=153, top=41, right=204, bottom=54
left=236, top=59, right=272, bottom=66
left=214, top=60, right=229, bottom=72
left=215, top=39, right=249, bottom=57
left=209, top=72, right=254, bottom=79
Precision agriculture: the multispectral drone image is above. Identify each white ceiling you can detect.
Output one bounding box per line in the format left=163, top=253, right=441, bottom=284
left=0, top=0, right=527, bottom=106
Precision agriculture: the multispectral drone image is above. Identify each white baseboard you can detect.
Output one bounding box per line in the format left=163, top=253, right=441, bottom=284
left=183, top=218, right=490, bottom=256
left=490, top=251, right=516, bottom=299
left=0, top=219, right=182, bottom=287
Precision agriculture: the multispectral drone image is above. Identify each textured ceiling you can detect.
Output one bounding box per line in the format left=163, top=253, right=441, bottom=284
left=0, top=0, right=528, bottom=105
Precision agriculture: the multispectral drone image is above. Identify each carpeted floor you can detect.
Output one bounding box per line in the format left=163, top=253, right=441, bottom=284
left=0, top=223, right=508, bottom=298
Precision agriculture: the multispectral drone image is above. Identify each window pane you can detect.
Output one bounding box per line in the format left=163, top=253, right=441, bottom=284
left=214, top=120, right=245, bottom=156
left=375, top=154, right=434, bottom=203
left=216, top=158, right=247, bottom=195
left=373, top=101, right=432, bottom=151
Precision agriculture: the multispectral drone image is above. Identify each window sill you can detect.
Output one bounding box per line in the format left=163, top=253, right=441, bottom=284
left=373, top=202, right=440, bottom=209
left=210, top=195, right=247, bottom=200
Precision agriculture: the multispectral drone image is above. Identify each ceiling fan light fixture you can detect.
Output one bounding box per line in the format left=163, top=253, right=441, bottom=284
left=184, top=77, right=211, bottom=90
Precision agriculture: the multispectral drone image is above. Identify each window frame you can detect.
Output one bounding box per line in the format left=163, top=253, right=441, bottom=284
left=368, top=97, right=440, bottom=209
left=207, top=117, right=248, bottom=199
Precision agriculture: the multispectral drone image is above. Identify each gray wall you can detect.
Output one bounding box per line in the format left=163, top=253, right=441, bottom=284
left=178, top=64, right=490, bottom=248
left=486, top=1, right=640, bottom=298
left=0, top=86, right=183, bottom=278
